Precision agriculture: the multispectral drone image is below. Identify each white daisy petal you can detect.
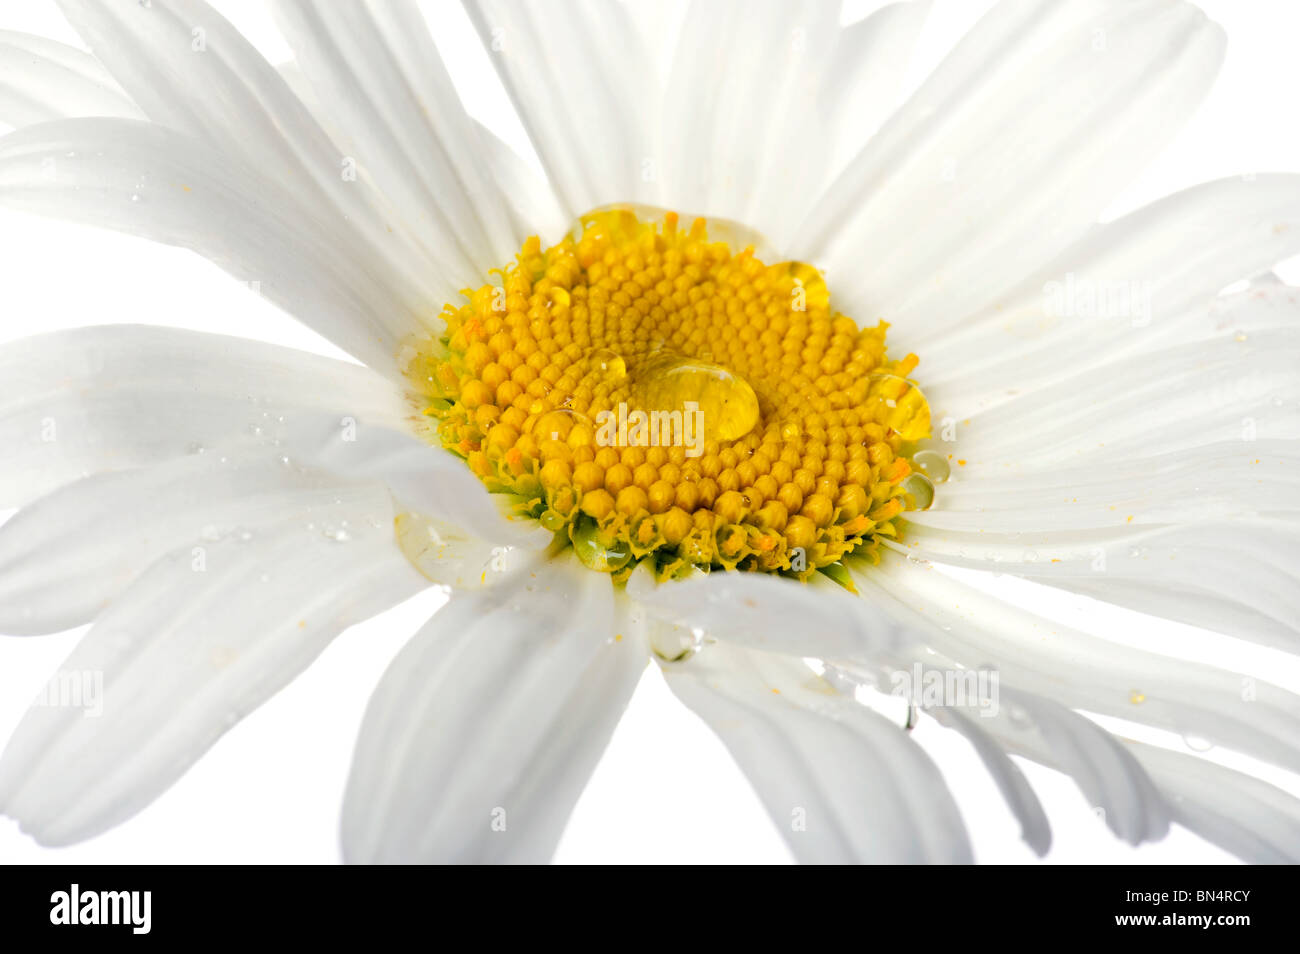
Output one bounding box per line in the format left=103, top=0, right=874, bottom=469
left=906, top=445, right=1300, bottom=534
left=53, top=0, right=439, bottom=297
left=0, top=30, right=142, bottom=126
left=625, top=559, right=915, bottom=659
left=287, top=409, right=552, bottom=549
left=0, top=448, right=375, bottom=635
left=893, top=282, right=1300, bottom=649
left=660, top=0, right=838, bottom=238
left=656, top=0, right=932, bottom=250
left=663, top=640, right=971, bottom=863
left=895, top=522, right=1300, bottom=651
left=972, top=686, right=1171, bottom=846
left=463, top=0, right=656, bottom=218
left=936, top=327, right=1300, bottom=470
left=1127, top=742, right=1300, bottom=864
left=922, top=177, right=1300, bottom=404
left=342, top=556, right=639, bottom=863
left=0, top=325, right=408, bottom=507
left=819, top=2, right=933, bottom=185
left=0, top=488, right=426, bottom=846
left=270, top=0, right=522, bottom=276
left=928, top=705, right=1051, bottom=856
left=798, top=0, right=1224, bottom=334
left=851, top=552, right=1300, bottom=774
left=469, top=119, right=568, bottom=245
left=0, top=120, right=429, bottom=367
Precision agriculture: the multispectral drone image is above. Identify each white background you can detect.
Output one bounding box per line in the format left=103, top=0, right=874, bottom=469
left=2, top=0, right=1299, bottom=864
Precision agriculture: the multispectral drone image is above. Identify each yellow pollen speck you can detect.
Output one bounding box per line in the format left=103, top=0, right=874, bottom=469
left=403, top=208, right=932, bottom=581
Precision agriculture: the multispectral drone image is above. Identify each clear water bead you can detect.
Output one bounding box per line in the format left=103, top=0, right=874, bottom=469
left=900, top=472, right=935, bottom=511
left=912, top=449, right=951, bottom=483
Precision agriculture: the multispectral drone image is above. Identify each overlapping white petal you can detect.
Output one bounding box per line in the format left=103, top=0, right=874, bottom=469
left=659, top=0, right=836, bottom=239
left=0, top=449, right=375, bottom=635
left=626, top=559, right=916, bottom=659
left=463, top=0, right=657, bottom=220
left=797, top=0, right=1225, bottom=339
left=270, top=0, right=525, bottom=276
left=0, top=121, right=432, bottom=367
left=1127, top=742, right=1300, bottom=864
left=662, top=640, right=972, bottom=863
left=982, top=688, right=1171, bottom=846
left=342, top=556, right=642, bottom=863
left=892, top=276, right=1300, bottom=650
left=0, top=487, right=427, bottom=846
left=927, top=705, right=1051, bottom=856
left=921, top=177, right=1300, bottom=408
left=54, top=0, right=441, bottom=300
left=851, top=552, right=1300, bottom=773
left=0, top=30, right=142, bottom=126
left=0, top=325, right=410, bottom=506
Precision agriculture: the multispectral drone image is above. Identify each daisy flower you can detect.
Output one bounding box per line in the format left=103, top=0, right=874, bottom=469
left=1, top=0, right=1298, bottom=865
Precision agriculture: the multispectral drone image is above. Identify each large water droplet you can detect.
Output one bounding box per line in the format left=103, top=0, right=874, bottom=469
left=649, top=622, right=701, bottom=662
left=900, top=472, right=935, bottom=511
left=912, top=449, right=951, bottom=483
left=570, top=515, right=632, bottom=573
left=632, top=352, right=759, bottom=442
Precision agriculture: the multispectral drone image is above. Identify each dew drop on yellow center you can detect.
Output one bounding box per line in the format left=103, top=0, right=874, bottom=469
left=401, top=208, right=933, bottom=582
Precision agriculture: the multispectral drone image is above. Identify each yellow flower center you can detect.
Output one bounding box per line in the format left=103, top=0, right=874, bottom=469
left=402, top=209, right=934, bottom=582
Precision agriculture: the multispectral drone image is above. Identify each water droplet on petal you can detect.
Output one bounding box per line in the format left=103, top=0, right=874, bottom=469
left=649, top=622, right=702, bottom=662
left=900, top=472, right=935, bottom=511
left=1006, top=704, right=1033, bottom=728
left=912, top=449, right=951, bottom=483
left=569, top=514, right=631, bottom=573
